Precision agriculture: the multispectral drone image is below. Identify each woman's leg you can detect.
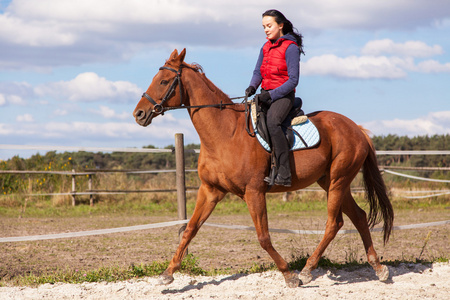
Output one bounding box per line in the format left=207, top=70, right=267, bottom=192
left=266, top=95, right=293, bottom=185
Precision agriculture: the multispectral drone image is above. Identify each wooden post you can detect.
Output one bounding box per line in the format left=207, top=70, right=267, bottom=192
left=71, top=169, right=76, bottom=206
left=175, top=133, right=187, bottom=243
left=89, top=174, right=93, bottom=206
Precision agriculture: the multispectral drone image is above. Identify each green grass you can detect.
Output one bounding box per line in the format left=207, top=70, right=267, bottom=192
left=0, top=190, right=448, bottom=287
left=3, top=189, right=447, bottom=219
left=6, top=254, right=204, bottom=287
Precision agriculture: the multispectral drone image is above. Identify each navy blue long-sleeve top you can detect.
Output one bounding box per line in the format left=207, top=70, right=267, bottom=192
left=249, top=33, right=300, bottom=101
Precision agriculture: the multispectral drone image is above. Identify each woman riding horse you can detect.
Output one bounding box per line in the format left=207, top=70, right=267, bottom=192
left=246, top=9, right=304, bottom=187
left=133, top=48, right=393, bottom=288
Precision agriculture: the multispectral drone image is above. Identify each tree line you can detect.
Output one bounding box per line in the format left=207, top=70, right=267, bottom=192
left=372, top=134, right=449, bottom=167
left=1, top=135, right=449, bottom=172
left=0, top=134, right=448, bottom=197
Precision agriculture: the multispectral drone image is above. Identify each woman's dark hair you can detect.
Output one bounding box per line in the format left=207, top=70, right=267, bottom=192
left=263, top=9, right=304, bottom=55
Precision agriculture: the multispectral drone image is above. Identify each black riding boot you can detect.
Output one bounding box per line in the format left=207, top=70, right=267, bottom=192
left=264, top=95, right=293, bottom=187
left=271, top=136, right=292, bottom=187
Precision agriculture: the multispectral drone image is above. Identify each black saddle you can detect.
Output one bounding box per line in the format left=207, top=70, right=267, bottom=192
left=255, top=96, right=305, bottom=150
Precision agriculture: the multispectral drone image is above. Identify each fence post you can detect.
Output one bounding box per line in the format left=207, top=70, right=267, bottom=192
left=175, top=133, right=187, bottom=243
left=89, top=174, right=93, bottom=206
left=71, top=169, right=76, bottom=206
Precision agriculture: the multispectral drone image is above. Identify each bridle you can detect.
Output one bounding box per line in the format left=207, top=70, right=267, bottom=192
left=141, top=65, right=245, bottom=114
left=140, top=64, right=256, bottom=136
left=142, top=66, right=183, bottom=115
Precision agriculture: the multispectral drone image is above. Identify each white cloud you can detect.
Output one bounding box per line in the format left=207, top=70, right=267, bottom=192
left=8, top=0, right=217, bottom=24
left=16, top=113, right=34, bottom=122
left=8, top=94, right=25, bottom=105
left=94, top=105, right=130, bottom=120
left=53, top=109, right=68, bottom=116
left=362, top=111, right=450, bottom=136
left=7, top=0, right=450, bottom=30
left=416, top=60, right=450, bottom=73
left=302, top=55, right=411, bottom=79
left=0, top=124, right=13, bottom=135
left=0, top=81, right=33, bottom=97
left=302, top=39, right=450, bottom=79
left=34, top=72, right=141, bottom=103
left=361, top=39, right=444, bottom=58
left=1, top=0, right=450, bottom=69
left=0, top=13, right=76, bottom=47
left=0, top=93, right=26, bottom=105
left=0, top=111, right=199, bottom=148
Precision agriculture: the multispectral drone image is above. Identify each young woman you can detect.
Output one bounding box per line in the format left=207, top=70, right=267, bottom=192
left=245, top=9, right=304, bottom=187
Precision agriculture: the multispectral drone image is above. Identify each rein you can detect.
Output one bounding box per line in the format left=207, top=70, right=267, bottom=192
left=141, top=64, right=255, bottom=137
left=141, top=65, right=246, bottom=113
left=161, top=97, right=245, bottom=112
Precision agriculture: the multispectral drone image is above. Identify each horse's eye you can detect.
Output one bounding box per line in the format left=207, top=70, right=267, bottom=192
left=160, top=80, right=169, bottom=85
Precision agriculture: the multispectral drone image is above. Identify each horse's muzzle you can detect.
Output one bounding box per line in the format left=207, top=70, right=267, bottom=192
left=133, top=109, right=153, bottom=127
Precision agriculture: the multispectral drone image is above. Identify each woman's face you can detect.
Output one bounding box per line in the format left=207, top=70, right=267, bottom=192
left=262, top=16, right=284, bottom=41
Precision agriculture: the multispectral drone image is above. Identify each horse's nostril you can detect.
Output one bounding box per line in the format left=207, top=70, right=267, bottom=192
left=135, top=110, right=145, bottom=120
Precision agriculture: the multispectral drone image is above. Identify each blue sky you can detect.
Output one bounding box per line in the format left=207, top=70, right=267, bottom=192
left=0, top=0, right=449, bottom=160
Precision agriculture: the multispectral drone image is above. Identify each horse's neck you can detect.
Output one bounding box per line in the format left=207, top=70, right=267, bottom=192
left=184, top=70, right=242, bottom=147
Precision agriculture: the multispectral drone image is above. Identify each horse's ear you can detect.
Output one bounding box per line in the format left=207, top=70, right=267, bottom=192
left=169, top=49, right=179, bottom=60
left=176, top=48, right=186, bottom=64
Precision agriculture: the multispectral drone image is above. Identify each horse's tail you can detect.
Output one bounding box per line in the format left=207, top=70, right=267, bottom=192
left=360, top=126, right=394, bottom=244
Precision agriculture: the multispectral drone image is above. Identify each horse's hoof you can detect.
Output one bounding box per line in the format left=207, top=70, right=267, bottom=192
left=299, top=270, right=313, bottom=285
left=376, top=265, right=389, bottom=282
left=284, top=272, right=302, bottom=288
left=158, top=274, right=174, bottom=285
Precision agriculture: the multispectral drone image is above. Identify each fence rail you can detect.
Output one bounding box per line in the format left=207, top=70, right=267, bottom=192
left=2, top=141, right=449, bottom=248
left=0, top=144, right=199, bottom=154
left=2, top=144, right=450, bottom=156
left=1, top=144, right=449, bottom=206
left=0, top=136, right=193, bottom=208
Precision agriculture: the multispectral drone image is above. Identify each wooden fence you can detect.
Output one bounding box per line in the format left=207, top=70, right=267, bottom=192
left=0, top=134, right=197, bottom=215
left=1, top=139, right=449, bottom=207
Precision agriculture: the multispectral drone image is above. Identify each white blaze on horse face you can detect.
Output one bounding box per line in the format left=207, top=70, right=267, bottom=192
left=262, top=16, right=284, bottom=41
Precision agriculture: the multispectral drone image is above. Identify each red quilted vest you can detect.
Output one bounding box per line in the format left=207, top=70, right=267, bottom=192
left=260, top=38, right=297, bottom=90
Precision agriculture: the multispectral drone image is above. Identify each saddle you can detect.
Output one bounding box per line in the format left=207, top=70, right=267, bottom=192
left=250, top=96, right=319, bottom=152
left=248, top=96, right=320, bottom=188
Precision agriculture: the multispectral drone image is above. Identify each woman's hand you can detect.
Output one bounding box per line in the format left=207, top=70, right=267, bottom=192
left=245, top=86, right=256, bottom=97
left=257, top=90, right=272, bottom=105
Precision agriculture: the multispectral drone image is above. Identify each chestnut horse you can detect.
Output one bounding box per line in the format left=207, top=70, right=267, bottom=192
left=133, top=49, right=394, bottom=288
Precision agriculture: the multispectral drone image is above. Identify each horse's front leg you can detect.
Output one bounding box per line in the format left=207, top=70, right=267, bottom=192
left=159, top=184, right=226, bottom=285
left=245, top=191, right=301, bottom=288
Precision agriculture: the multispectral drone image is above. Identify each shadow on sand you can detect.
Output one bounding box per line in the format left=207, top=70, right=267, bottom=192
left=161, top=273, right=250, bottom=295
left=302, top=263, right=432, bottom=287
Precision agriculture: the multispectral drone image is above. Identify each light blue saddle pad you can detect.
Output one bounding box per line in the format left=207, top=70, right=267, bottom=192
left=251, top=106, right=320, bottom=153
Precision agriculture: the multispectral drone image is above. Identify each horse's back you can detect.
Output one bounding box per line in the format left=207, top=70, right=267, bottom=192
left=308, top=110, right=369, bottom=148
left=284, top=111, right=371, bottom=190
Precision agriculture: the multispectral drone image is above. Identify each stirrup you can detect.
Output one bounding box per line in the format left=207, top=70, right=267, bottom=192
left=264, top=165, right=277, bottom=186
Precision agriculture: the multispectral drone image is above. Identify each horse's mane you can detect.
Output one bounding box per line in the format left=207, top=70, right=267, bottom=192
left=182, top=62, right=231, bottom=101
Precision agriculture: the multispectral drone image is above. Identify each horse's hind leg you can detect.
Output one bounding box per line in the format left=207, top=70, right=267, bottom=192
left=342, top=192, right=389, bottom=281
left=299, top=186, right=345, bottom=284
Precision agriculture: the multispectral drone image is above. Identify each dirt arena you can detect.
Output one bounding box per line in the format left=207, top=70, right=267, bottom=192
left=0, top=263, right=449, bottom=299
left=0, top=208, right=449, bottom=299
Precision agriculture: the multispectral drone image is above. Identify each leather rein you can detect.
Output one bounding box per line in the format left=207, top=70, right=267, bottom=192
left=141, top=65, right=245, bottom=114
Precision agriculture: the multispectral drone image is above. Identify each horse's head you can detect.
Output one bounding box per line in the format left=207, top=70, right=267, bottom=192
left=133, top=48, right=186, bottom=127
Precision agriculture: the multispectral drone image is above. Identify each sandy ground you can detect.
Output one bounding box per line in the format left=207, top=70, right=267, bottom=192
left=1, top=207, right=448, bottom=299
left=1, top=209, right=449, bottom=281
left=0, top=262, right=448, bottom=299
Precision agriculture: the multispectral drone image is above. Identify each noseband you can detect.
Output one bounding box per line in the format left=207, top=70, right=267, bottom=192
left=142, top=66, right=183, bottom=115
